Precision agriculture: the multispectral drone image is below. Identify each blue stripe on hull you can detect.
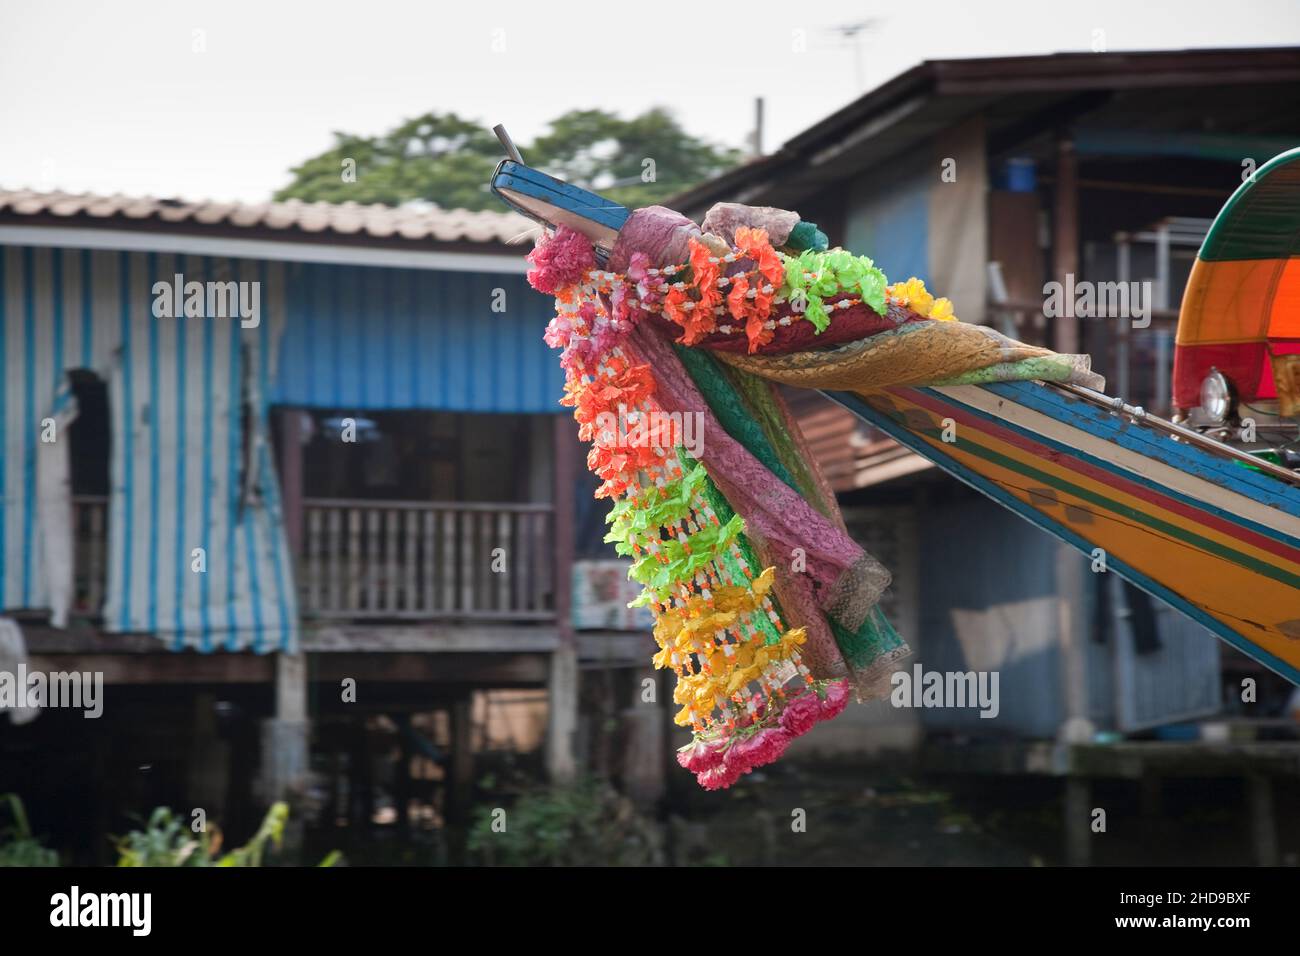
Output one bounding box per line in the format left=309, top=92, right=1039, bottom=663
left=826, top=386, right=1300, bottom=687
left=986, top=381, right=1299, bottom=515
left=931, top=383, right=1300, bottom=548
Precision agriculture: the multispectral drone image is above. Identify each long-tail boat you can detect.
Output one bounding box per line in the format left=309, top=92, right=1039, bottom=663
left=491, top=131, right=1300, bottom=694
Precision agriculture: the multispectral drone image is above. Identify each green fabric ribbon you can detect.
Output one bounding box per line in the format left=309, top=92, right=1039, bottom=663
left=672, top=347, right=905, bottom=672
left=785, top=220, right=829, bottom=253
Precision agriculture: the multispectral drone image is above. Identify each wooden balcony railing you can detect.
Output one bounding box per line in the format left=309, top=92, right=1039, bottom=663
left=298, top=498, right=555, bottom=622
left=69, top=495, right=556, bottom=624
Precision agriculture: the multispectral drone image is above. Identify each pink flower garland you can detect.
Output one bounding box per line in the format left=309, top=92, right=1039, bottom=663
left=526, top=225, right=597, bottom=296
left=676, top=679, right=852, bottom=790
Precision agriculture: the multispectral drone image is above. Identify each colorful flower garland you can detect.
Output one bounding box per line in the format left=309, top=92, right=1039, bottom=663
left=529, top=224, right=954, bottom=790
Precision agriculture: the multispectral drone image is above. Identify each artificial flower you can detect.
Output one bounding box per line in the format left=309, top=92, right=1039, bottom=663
left=887, top=277, right=935, bottom=315
left=734, top=227, right=784, bottom=288
left=723, top=727, right=793, bottom=776
left=696, top=764, right=742, bottom=791
left=526, top=225, right=596, bottom=295
left=819, top=679, right=850, bottom=719
left=677, top=736, right=726, bottom=773
left=930, top=297, right=956, bottom=321
left=688, top=238, right=723, bottom=315
left=780, top=689, right=823, bottom=736
left=627, top=251, right=650, bottom=283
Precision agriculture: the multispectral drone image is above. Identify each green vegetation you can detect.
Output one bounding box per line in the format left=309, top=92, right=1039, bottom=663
left=274, top=109, right=740, bottom=211
left=0, top=793, right=59, bottom=867
left=467, top=778, right=662, bottom=866
left=114, top=802, right=339, bottom=867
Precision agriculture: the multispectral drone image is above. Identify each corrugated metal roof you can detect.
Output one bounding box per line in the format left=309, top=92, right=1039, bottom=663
left=0, top=188, right=536, bottom=246
left=669, top=46, right=1300, bottom=216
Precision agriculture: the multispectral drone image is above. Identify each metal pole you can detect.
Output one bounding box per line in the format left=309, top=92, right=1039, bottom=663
left=1155, top=222, right=1170, bottom=313
left=1154, top=329, right=1171, bottom=416
left=1116, top=237, right=1131, bottom=402
left=1048, top=381, right=1300, bottom=486
left=492, top=124, right=525, bottom=164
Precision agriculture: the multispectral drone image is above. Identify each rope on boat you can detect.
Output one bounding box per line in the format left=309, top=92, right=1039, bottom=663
left=1048, top=382, right=1300, bottom=488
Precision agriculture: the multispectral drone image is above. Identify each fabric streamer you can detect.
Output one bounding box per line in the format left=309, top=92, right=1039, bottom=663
left=524, top=199, right=1099, bottom=790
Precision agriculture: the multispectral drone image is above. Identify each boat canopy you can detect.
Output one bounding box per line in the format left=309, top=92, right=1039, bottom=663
left=1172, top=147, right=1300, bottom=412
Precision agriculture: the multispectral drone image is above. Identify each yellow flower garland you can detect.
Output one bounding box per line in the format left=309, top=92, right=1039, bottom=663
left=887, top=276, right=957, bottom=321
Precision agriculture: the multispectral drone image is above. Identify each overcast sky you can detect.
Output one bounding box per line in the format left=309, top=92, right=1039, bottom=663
left=2, top=0, right=1298, bottom=203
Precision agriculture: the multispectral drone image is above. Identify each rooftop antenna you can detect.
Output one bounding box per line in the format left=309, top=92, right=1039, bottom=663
left=493, top=124, right=525, bottom=164
left=829, top=19, right=881, bottom=90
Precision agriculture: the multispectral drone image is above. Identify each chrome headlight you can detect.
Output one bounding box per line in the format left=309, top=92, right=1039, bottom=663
left=1199, top=369, right=1233, bottom=424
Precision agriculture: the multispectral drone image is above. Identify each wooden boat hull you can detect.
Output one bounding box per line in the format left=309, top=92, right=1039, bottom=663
left=828, top=381, right=1300, bottom=684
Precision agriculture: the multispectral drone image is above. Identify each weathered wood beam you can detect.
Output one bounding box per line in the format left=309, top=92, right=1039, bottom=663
left=301, top=623, right=560, bottom=653
left=312, top=652, right=548, bottom=685
left=27, top=653, right=273, bottom=684
left=1051, top=132, right=1080, bottom=356
left=547, top=416, right=579, bottom=782
left=277, top=408, right=306, bottom=557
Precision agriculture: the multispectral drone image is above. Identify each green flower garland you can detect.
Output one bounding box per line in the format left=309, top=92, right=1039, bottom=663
left=779, top=248, right=889, bottom=332
left=627, top=513, right=746, bottom=600
left=604, top=463, right=709, bottom=551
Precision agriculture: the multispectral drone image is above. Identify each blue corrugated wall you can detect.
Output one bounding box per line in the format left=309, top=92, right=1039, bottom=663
left=843, top=171, right=930, bottom=283
left=272, top=263, right=565, bottom=413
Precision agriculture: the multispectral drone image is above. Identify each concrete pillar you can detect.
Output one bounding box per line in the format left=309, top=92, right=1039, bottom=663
left=394, top=712, right=412, bottom=837
left=623, top=667, right=666, bottom=806
left=1056, top=544, right=1094, bottom=742
left=187, top=692, right=230, bottom=823
left=545, top=646, right=578, bottom=783
left=258, top=652, right=310, bottom=805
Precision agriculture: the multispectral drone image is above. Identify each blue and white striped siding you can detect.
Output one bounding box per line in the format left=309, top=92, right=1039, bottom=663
left=2, top=247, right=109, bottom=612
left=272, top=264, right=564, bottom=412
left=0, top=245, right=297, bottom=652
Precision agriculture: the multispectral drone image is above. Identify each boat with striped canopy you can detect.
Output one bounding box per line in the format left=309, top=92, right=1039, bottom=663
left=1172, top=147, right=1300, bottom=445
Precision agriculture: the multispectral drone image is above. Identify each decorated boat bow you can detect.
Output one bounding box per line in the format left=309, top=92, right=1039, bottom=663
left=492, top=142, right=1300, bottom=790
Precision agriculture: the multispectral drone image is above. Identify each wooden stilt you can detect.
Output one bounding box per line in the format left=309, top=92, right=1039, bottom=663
left=1248, top=773, right=1278, bottom=866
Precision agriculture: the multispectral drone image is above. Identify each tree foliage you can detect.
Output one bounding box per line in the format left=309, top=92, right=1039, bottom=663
left=274, top=108, right=741, bottom=212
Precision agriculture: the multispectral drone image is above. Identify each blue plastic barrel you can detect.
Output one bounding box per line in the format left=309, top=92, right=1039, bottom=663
left=999, top=158, right=1037, bottom=192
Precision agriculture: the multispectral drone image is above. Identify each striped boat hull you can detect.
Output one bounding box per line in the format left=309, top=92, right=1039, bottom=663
left=828, top=381, right=1300, bottom=685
